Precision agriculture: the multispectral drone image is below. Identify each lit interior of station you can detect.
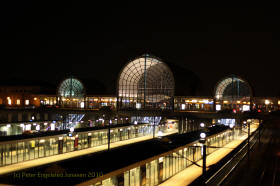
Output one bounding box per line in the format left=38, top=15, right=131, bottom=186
left=117, top=54, right=175, bottom=110
left=214, top=75, right=252, bottom=112
left=57, top=77, right=86, bottom=108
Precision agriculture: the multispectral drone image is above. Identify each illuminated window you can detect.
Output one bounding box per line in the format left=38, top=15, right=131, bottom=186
left=136, top=103, right=141, bottom=109
left=25, top=124, right=31, bottom=131
left=101, top=102, right=107, bottom=106
left=8, top=99, right=12, bottom=105
left=117, top=54, right=174, bottom=110
left=181, top=104, right=185, bottom=110
left=80, top=102, right=85, bottom=108
left=215, top=75, right=252, bottom=101
left=16, top=99, right=20, bottom=105
left=57, top=77, right=85, bottom=108
left=25, top=100, right=29, bottom=105
left=58, top=77, right=85, bottom=98
left=243, top=105, right=250, bottom=111
left=216, top=104, right=221, bottom=111
left=50, top=123, right=55, bottom=130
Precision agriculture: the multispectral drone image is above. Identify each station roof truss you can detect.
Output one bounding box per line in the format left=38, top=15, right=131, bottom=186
left=57, top=77, right=85, bottom=99
left=118, top=54, right=175, bottom=109
left=215, top=75, right=252, bottom=100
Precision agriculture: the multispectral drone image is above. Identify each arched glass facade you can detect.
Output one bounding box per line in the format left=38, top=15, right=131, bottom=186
left=117, top=54, right=175, bottom=110
left=214, top=75, right=252, bottom=111
left=57, top=77, right=85, bottom=108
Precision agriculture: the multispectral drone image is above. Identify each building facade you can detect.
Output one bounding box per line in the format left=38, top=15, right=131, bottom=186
left=0, top=55, right=279, bottom=113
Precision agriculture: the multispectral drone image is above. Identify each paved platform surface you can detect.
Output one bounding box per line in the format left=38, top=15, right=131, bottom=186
left=159, top=125, right=258, bottom=186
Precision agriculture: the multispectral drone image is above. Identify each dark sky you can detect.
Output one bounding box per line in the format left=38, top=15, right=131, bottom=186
left=1, top=4, right=280, bottom=96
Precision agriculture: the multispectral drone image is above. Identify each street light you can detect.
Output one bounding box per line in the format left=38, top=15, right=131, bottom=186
left=200, top=123, right=205, bottom=128
left=70, top=127, right=74, bottom=133
left=200, top=132, right=207, bottom=175
left=200, top=132, right=206, bottom=139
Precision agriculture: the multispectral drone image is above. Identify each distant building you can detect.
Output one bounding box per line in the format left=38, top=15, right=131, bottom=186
left=0, top=55, right=279, bottom=113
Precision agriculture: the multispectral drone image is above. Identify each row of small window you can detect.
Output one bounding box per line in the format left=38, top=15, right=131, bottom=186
left=2, top=98, right=31, bottom=106
left=96, top=132, right=235, bottom=186
left=0, top=126, right=154, bottom=167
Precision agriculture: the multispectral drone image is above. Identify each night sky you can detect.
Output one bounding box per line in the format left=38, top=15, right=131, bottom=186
left=1, top=4, right=280, bottom=96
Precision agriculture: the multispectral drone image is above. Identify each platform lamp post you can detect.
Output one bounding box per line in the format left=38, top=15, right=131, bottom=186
left=229, top=123, right=235, bottom=140
left=247, top=119, right=251, bottom=160
left=199, top=122, right=207, bottom=175
left=200, top=132, right=207, bottom=175
left=200, top=122, right=205, bottom=128
left=108, top=119, right=112, bottom=151
left=241, top=120, right=246, bottom=138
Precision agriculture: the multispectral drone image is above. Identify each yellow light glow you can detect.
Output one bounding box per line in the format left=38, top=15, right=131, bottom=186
left=223, top=101, right=228, bottom=104
left=237, top=101, right=241, bottom=104
left=25, top=100, right=29, bottom=105
left=278, top=100, right=280, bottom=105
left=34, top=97, right=37, bottom=101
left=16, top=99, right=20, bottom=105
left=265, top=100, right=270, bottom=105
left=192, top=100, right=197, bottom=103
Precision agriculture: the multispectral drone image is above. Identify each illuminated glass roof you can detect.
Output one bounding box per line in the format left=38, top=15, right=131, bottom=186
left=215, top=75, right=252, bottom=100
left=118, top=54, right=175, bottom=109
left=58, top=77, right=85, bottom=98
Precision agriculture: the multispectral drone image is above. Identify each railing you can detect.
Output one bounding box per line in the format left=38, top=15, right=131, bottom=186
left=204, top=125, right=263, bottom=186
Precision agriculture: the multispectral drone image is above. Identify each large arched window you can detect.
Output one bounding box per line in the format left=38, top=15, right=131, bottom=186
left=215, top=75, right=252, bottom=100
left=214, top=75, right=252, bottom=111
left=117, top=54, right=175, bottom=110
left=57, top=77, right=85, bottom=108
